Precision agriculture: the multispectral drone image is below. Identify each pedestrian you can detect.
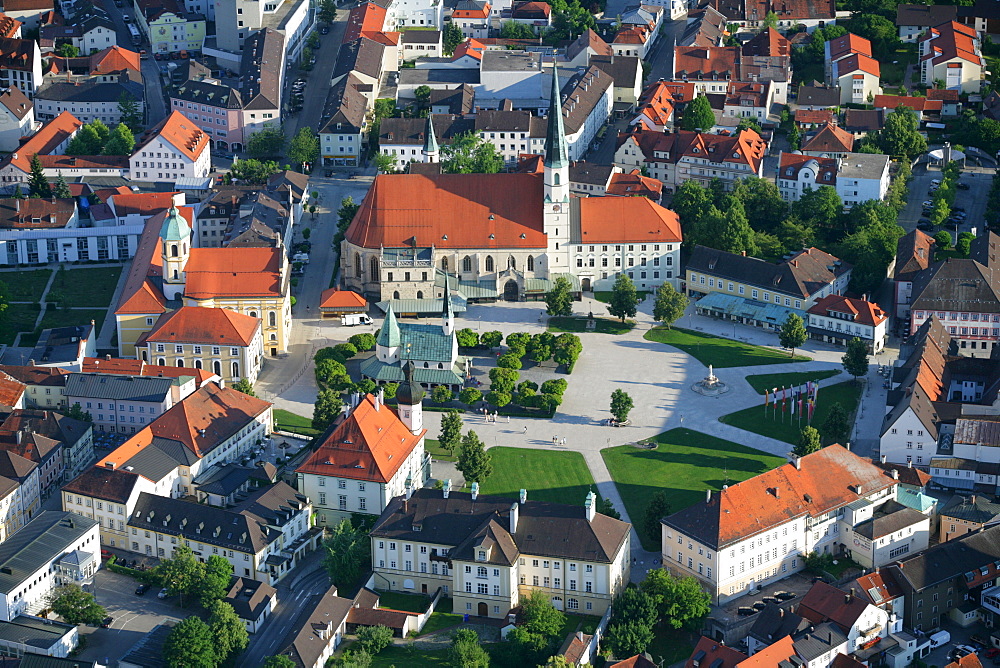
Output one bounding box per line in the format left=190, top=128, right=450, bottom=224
left=506, top=415, right=510, bottom=423
left=523, top=425, right=528, bottom=434
left=561, top=437, right=566, bottom=446
left=552, top=436, right=557, bottom=445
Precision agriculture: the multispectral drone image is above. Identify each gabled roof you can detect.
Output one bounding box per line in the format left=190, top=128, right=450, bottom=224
left=2, top=110, right=81, bottom=174
left=0, top=36, right=35, bottom=73
left=707, top=0, right=833, bottom=21
left=239, top=28, right=282, bottom=111
left=141, top=307, right=260, bottom=347
left=81, top=357, right=217, bottom=384
left=737, top=635, right=796, bottom=666
left=939, top=493, right=1000, bottom=524
left=742, top=27, right=790, bottom=57
left=778, top=152, right=837, bottom=183
left=0, top=512, right=97, bottom=595
left=606, top=169, right=662, bottom=199
left=827, top=32, right=872, bottom=60
left=855, top=569, right=904, bottom=606
left=807, top=294, right=888, bottom=327
left=184, top=247, right=284, bottom=299
left=873, top=95, right=942, bottom=113
left=890, top=522, right=1000, bottom=591
left=279, top=585, right=354, bottom=668
left=801, top=122, right=854, bottom=153
left=297, top=393, right=424, bottom=484
left=910, top=256, right=1000, bottom=313
left=577, top=195, right=681, bottom=243
left=134, top=110, right=209, bottom=162
left=832, top=52, right=880, bottom=78
left=662, top=445, right=896, bottom=550
left=566, top=28, right=611, bottom=61
left=0, top=370, right=24, bottom=406
left=869, top=459, right=932, bottom=488
left=894, top=229, right=935, bottom=283
left=110, top=191, right=179, bottom=217
left=452, top=38, right=486, bottom=61
left=897, top=3, right=958, bottom=26
left=0, top=85, right=30, bottom=120
left=685, top=636, right=747, bottom=668
left=319, top=289, right=367, bottom=310
left=920, top=21, right=982, bottom=67
left=687, top=244, right=850, bottom=299
left=674, top=45, right=737, bottom=78
left=0, top=365, right=66, bottom=387
left=796, top=85, right=840, bottom=108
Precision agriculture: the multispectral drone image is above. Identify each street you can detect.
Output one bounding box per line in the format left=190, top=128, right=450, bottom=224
left=97, top=3, right=167, bottom=127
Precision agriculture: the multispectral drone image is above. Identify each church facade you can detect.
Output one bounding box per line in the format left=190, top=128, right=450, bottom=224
left=340, top=68, right=683, bottom=305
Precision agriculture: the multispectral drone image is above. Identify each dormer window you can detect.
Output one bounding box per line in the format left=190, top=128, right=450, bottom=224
left=786, top=167, right=793, bottom=176
left=477, top=550, right=486, bottom=561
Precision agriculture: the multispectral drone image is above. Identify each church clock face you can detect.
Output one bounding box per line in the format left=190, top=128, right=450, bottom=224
left=552, top=204, right=562, bottom=212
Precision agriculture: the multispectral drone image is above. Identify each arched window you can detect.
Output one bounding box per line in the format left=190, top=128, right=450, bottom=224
left=441, top=257, right=449, bottom=272
left=232, top=362, right=240, bottom=379
left=249, top=311, right=257, bottom=318
left=194, top=360, right=202, bottom=369
left=176, top=359, right=184, bottom=367
left=355, top=253, right=362, bottom=277
left=269, top=311, right=276, bottom=327
left=438, top=363, right=443, bottom=369
left=270, top=333, right=277, bottom=341
left=527, top=255, right=534, bottom=271
left=424, top=362, right=429, bottom=368
left=370, top=257, right=380, bottom=280
left=508, top=255, right=515, bottom=269
left=172, top=270, right=178, bottom=280
left=393, top=291, right=400, bottom=299
left=554, top=173, right=560, bottom=185
left=171, top=244, right=178, bottom=257
left=140, top=351, right=148, bottom=362
left=463, top=255, right=473, bottom=272
left=416, top=291, right=423, bottom=299
left=157, top=358, right=165, bottom=366
left=485, top=256, right=494, bottom=272
left=213, top=360, right=222, bottom=376
left=477, top=566, right=488, bottom=577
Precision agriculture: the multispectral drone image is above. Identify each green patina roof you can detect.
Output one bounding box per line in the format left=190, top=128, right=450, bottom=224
left=377, top=305, right=401, bottom=348
left=434, top=274, right=498, bottom=300
left=375, top=297, right=468, bottom=315
left=897, top=488, right=937, bottom=513
left=398, top=322, right=454, bottom=362
left=524, top=273, right=581, bottom=294
left=360, top=356, right=464, bottom=385
left=160, top=206, right=189, bottom=242
left=544, top=66, right=568, bottom=170
left=424, top=114, right=439, bottom=154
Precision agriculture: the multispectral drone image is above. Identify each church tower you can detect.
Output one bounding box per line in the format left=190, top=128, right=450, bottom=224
left=160, top=205, right=191, bottom=301
left=543, top=65, right=570, bottom=277
left=376, top=305, right=401, bottom=362
left=441, top=273, right=454, bottom=336
left=396, top=360, right=424, bottom=436
left=422, top=115, right=439, bottom=164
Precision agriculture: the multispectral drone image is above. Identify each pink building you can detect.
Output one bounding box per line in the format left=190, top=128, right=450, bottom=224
left=168, top=80, right=245, bottom=152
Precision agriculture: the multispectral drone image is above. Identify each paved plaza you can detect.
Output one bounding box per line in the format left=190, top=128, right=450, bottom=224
left=257, top=292, right=890, bottom=572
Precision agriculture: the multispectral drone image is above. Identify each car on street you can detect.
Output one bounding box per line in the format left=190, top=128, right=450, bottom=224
left=157, top=588, right=169, bottom=599
left=101, top=616, right=113, bottom=628
left=923, top=200, right=934, bottom=206
left=325, top=169, right=334, bottom=177
left=320, top=25, right=330, bottom=34
left=954, top=206, right=967, bottom=212
left=931, top=179, right=941, bottom=184
left=958, top=182, right=971, bottom=189
left=949, top=645, right=978, bottom=662
left=135, top=583, right=150, bottom=595
left=122, top=12, right=130, bottom=21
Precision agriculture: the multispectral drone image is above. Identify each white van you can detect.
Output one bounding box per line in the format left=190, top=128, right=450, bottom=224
left=929, top=630, right=951, bottom=648
left=342, top=313, right=372, bottom=326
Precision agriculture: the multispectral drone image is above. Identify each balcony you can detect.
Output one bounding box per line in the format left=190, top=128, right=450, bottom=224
left=982, top=585, right=1000, bottom=615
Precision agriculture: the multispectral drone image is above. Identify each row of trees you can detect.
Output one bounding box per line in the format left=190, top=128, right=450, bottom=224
left=66, top=118, right=136, bottom=156
left=163, top=601, right=249, bottom=668
left=246, top=126, right=320, bottom=170
left=375, top=131, right=506, bottom=175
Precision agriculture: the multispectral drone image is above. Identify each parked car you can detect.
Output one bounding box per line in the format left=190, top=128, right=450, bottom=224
left=917, top=220, right=934, bottom=231
left=321, top=25, right=330, bottom=34
left=101, top=616, right=113, bottom=628
left=953, top=206, right=967, bottom=212
left=931, top=179, right=941, bottom=184
left=122, top=12, right=130, bottom=21
left=325, top=169, right=334, bottom=177
left=157, top=588, right=169, bottom=599
left=949, top=645, right=978, bottom=662
left=100, top=549, right=113, bottom=560
left=135, top=583, right=150, bottom=596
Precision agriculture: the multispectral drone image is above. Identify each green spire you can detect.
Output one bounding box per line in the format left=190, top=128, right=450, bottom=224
left=160, top=205, right=189, bottom=242
left=423, top=115, right=439, bottom=155
left=442, top=272, right=452, bottom=319
left=377, top=304, right=401, bottom=348
left=544, top=67, right=568, bottom=169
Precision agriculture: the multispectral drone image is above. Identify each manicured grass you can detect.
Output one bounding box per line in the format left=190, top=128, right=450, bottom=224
left=644, top=327, right=810, bottom=368
left=0, top=303, right=38, bottom=345
left=371, top=645, right=452, bottom=668
left=719, top=381, right=863, bottom=445
left=556, top=613, right=602, bottom=639
left=593, top=290, right=649, bottom=303
left=826, top=556, right=863, bottom=578
left=39, top=308, right=105, bottom=334
left=602, top=429, right=785, bottom=551
left=548, top=316, right=635, bottom=335
left=377, top=591, right=432, bottom=613
left=273, top=409, right=319, bottom=437
left=880, top=44, right=917, bottom=86
left=744, top=369, right=841, bottom=394
left=647, top=626, right=697, bottom=666
left=426, top=438, right=456, bottom=462
left=418, top=610, right=463, bottom=636
left=2, top=268, right=51, bottom=301
left=479, top=447, right=596, bottom=506
left=51, top=266, right=122, bottom=307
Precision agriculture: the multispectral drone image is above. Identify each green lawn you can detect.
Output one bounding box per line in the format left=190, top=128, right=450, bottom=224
left=594, top=290, right=649, bottom=303
left=3, top=269, right=51, bottom=302
left=744, top=369, right=841, bottom=394
left=556, top=613, right=602, bottom=639
left=647, top=626, right=697, bottom=666
left=0, top=303, right=38, bottom=345
left=602, top=429, right=785, bottom=550
left=644, top=327, right=810, bottom=368
left=479, top=447, right=596, bottom=506
left=426, top=438, right=456, bottom=462
left=371, top=645, right=452, bottom=668
left=418, top=610, right=463, bottom=636
left=377, top=591, right=433, bottom=613
left=39, top=308, right=105, bottom=334
left=548, top=316, right=635, bottom=335
left=273, top=409, right=319, bottom=437
left=880, top=44, right=917, bottom=86
left=50, top=266, right=122, bottom=307
left=719, top=381, right=863, bottom=445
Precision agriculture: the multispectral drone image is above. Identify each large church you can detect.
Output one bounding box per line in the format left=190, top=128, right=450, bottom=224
left=340, top=69, right=683, bottom=309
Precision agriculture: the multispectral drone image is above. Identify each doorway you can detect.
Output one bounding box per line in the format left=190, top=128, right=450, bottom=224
left=503, top=280, right=519, bottom=301
left=581, top=277, right=591, bottom=291
left=421, top=584, right=428, bottom=594
left=478, top=602, right=488, bottom=617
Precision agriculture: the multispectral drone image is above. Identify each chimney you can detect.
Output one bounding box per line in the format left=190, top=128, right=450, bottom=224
left=706, top=488, right=711, bottom=503
left=793, top=456, right=802, bottom=470
left=471, top=482, right=479, bottom=501
left=576, top=631, right=583, bottom=641
left=443, top=479, right=451, bottom=498
left=972, top=494, right=978, bottom=506
left=741, top=250, right=746, bottom=256
left=880, top=454, right=887, bottom=464
left=891, top=468, right=899, bottom=480
left=519, top=488, right=527, bottom=504
left=845, top=591, right=853, bottom=604
left=907, top=460, right=912, bottom=468
left=510, top=502, right=518, bottom=533
left=105, top=353, right=111, bottom=360
left=585, top=490, right=596, bottom=521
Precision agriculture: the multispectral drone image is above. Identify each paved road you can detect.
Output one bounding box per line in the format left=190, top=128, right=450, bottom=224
left=282, top=9, right=350, bottom=142
left=98, top=1, right=168, bottom=127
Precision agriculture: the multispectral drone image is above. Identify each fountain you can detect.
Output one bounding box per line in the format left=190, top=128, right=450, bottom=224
left=692, top=364, right=730, bottom=397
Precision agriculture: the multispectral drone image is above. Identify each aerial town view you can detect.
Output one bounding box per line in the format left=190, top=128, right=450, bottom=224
left=0, top=0, right=1000, bottom=664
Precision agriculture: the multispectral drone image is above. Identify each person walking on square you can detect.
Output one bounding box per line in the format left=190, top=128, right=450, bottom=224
left=523, top=425, right=528, bottom=434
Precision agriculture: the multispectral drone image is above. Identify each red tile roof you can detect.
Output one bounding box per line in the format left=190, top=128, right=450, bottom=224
left=736, top=635, right=796, bottom=666
left=2, top=0, right=52, bottom=10
left=578, top=192, right=680, bottom=244
left=921, top=21, right=982, bottom=67
left=4, top=111, right=82, bottom=174
left=110, top=192, right=179, bottom=217
left=828, top=32, right=872, bottom=60
left=834, top=52, right=881, bottom=78
left=142, top=307, right=261, bottom=347
left=90, top=45, right=140, bottom=74
left=873, top=95, right=942, bottom=112
left=685, top=636, right=747, bottom=668
left=320, top=289, right=367, bottom=310
left=115, top=207, right=193, bottom=314
left=854, top=569, right=904, bottom=605
left=297, top=393, right=425, bottom=483
left=674, top=45, right=738, bottom=77
left=677, top=128, right=767, bottom=172
left=606, top=170, right=663, bottom=199
left=807, top=294, right=888, bottom=327
left=741, top=27, right=790, bottom=57
left=184, top=247, right=284, bottom=299
left=0, top=15, right=21, bottom=40
left=609, top=657, right=657, bottom=668
left=634, top=81, right=675, bottom=126
left=614, top=25, right=650, bottom=45
left=453, top=3, right=490, bottom=18
left=801, top=122, right=854, bottom=153
left=135, top=110, right=209, bottom=162
left=798, top=581, right=870, bottom=631
left=946, top=654, right=984, bottom=668
left=452, top=38, right=485, bottom=60
left=82, top=357, right=218, bottom=384
left=0, top=370, right=25, bottom=407
left=344, top=2, right=387, bottom=43
left=346, top=173, right=546, bottom=250
left=779, top=152, right=838, bottom=182
left=927, top=88, right=960, bottom=101
left=0, top=365, right=67, bottom=387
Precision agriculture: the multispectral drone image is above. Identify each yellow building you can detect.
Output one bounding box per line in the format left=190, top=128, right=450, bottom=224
left=115, top=205, right=292, bottom=358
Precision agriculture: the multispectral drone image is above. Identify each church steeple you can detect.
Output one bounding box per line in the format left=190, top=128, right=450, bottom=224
left=544, top=66, right=569, bottom=170
left=376, top=305, right=401, bottom=362
left=441, top=272, right=454, bottom=335
left=160, top=205, right=190, bottom=301
left=422, top=115, right=439, bottom=163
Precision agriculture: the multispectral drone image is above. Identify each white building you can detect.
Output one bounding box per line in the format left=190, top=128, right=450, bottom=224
left=806, top=294, right=889, bottom=353
left=919, top=21, right=984, bottom=94
left=0, top=37, right=41, bottom=98
left=64, top=373, right=183, bottom=434
left=476, top=50, right=544, bottom=109
left=130, top=110, right=211, bottom=181
left=0, top=86, right=33, bottom=152
left=387, top=0, right=443, bottom=28
left=559, top=65, right=613, bottom=162
left=777, top=151, right=891, bottom=210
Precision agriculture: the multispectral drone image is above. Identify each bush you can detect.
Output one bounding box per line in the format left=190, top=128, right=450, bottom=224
left=332, top=343, right=358, bottom=362
left=517, top=380, right=538, bottom=393
left=349, top=333, right=376, bottom=351
left=457, top=328, right=479, bottom=348
left=459, top=387, right=482, bottom=405
left=486, top=391, right=512, bottom=407
left=497, top=353, right=523, bottom=370
left=540, top=379, right=567, bottom=396
left=432, top=385, right=454, bottom=403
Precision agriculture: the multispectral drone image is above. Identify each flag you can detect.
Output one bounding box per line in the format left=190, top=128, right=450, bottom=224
left=782, top=387, right=787, bottom=411
left=764, top=388, right=769, bottom=407
left=790, top=393, right=796, bottom=414
left=798, top=395, right=804, bottom=416
left=808, top=398, right=815, bottom=421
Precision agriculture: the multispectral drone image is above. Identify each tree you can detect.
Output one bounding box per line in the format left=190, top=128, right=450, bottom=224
left=382, top=382, right=399, bottom=399
left=787, top=122, right=801, bottom=151
left=732, top=176, right=788, bottom=234
left=845, top=14, right=898, bottom=59
left=164, top=616, right=217, bottom=668
left=64, top=402, right=92, bottom=422
left=793, top=185, right=841, bottom=233
left=322, top=518, right=370, bottom=589
left=374, top=152, right=398, bottom=173
left=607, top=273, right=638, bottom=323
left=640, top=569, right=711, bottom=629
left=457, top=430, right=493, bottom=484
left=643, top=490, right=670, bottom=544
left=356, top=625, right=393, bottom=655
left=318, top=0, right=337, bottom=22
left=930, top=198, right=951, bottom=227
left=934, top=230, right=952, bottom=248
left=199, top=554, right=233, bottom=608
left=52, top=172, right=72, bottom=199
left=778, top=313, right=807, bottom=358
left=553, top=333, right=582, bottom=368
left=842, top=336, right=869, bottom=382
left=153, top=546, right=203, bottom=606
left=821, top=402, right=850, bottom=442
left=957, top=234, right=973, bottom=257
left=480, top=330, right=503, bottom=349
left=288, top=127, right=319, bottom=170
left=597, top=496, right=621, bottom=519
left=457, top=328, right=479, bottom=348
left=49, top=585, right=106, bottom=625
left=312, top=389, right=343, bottom=431
left=103, top=123, right=135, bottom=156
left=338, top=195, right=360, bottom=235
left=459, top=387, right=482, bottom=405
left=439, top=409, right=463, bottom=454
left=231, top=378, right=256, bottom=397
left=794, top=426, right=822, bottom=456
left=680, top=95, right=716, bottom=131
left=263, top=657, right=296, bottom=668
left=441, top=131, right=504, bottom=174
left=604, top=620, right=654, bottom=657
left=338, top=649, right=373, bottom=668
left=874, top=105, right=927, bottom=158
left=497, top=353, right=523, bottom=369
left=545, top=276, right=574, bottom=316
left=118, top=91, right=142, bottom=130
left=66, top=125, right=100, bottom=156
left=520, top=590, right=565, bottom=637
left=449, top=629, right=490, bottom=668
left=57, top=42, right=79, bottom=58
left=414, top=85, right=432, bottom=112
left=610, top=388, right=634, bottom=424
left=246, top=126, right=286, bottom=159
left=652, top=282, right=687, bottom=328
left=349, top=333, right=376, bottom=351
left=736, top=117, right=763, bottom=134
left=28, top=154, right=51, bottom=198
left=443, top=22, right=464, bottom=55
left=525, top=333, right=554, bottom=364
left=230, top=158, right=280, bottom=184
left=433, top=384, right=454, bottom=403
left=762, top=9, right=778, bottom=28
left=486, top=390, right=511, bottom=407
left=500, top=20, right=536, bottom=38
left=208, top=600, right=249, bottom=659
left=489, top=367, right=519, bottom=394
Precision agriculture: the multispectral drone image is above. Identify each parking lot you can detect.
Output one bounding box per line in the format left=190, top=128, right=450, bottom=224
left=73, top=570, right=186, bottom=665
left=898, top=157, right=995, bottom=240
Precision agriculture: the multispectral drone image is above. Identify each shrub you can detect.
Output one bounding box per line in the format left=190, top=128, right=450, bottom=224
left=540, top=379, right=568, bottom=396
left=517, top=380, right=538, bottom=393
left=486, top=391, right=512, bottom=407
left=348, top=333, right=376, bottom=351
left=432, top=385, right=454, bottom=403
left=457, top=328, right=479, bottom=348
left=497, top=353, right=523, bottom=370
left=459, top=387, right=482, bottom=405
